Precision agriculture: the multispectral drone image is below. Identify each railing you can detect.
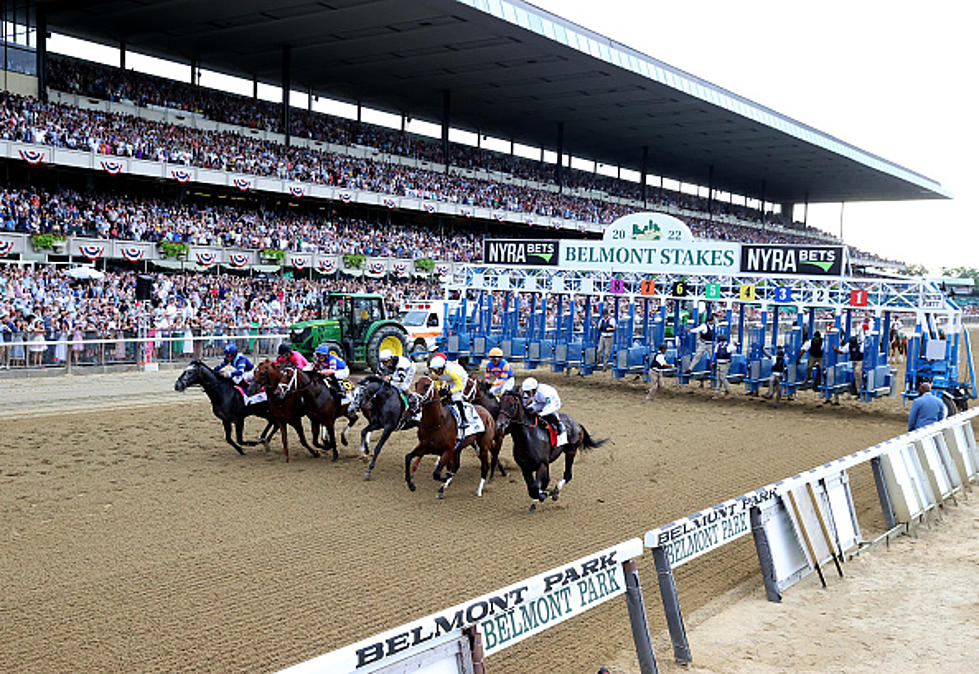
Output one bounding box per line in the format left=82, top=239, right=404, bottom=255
left=0, top=330, right=289, bottom=373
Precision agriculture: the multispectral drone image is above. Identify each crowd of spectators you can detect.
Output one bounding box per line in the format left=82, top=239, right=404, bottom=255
left=0, top=264, right=439, bottom=367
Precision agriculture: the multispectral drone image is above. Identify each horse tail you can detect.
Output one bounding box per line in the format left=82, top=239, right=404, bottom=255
left=579, top=424, right=607, bottom=450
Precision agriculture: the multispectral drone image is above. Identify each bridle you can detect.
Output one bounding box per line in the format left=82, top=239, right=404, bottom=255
left=496, top=391, right=532, bottom=432
left=416, top=374, right=441, bottom=405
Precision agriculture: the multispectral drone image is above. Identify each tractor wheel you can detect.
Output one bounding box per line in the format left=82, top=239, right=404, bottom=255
left=410, top=340, right=428, bottom=362
left=941, top=393, right=958, bottom=419
left=366, top=325, right=407, bottom=372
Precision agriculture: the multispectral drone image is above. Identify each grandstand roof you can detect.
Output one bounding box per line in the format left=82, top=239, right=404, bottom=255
left=37, top=0, right=949, bottom=203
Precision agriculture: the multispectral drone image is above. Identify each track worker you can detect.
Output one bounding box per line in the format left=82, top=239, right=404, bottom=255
left=484, top=347, right=515, bottom=396
left=277, top=342, right=311, bottom=370
left=429, top=354, right=469, bottom=429
left=907, top=382, right=946, bottom=431
left=596, top=307, right=616, bottom=370
left=834, top=335, right=863, bottom=397
left=688, top=314, right=716, bottom=373
left=763, top=346, right=787, bottom=403
left=712, top=335, right=733, bottom=398
left=521, top=377, right=564, bottom=440
left=645, top=343, right=670, bottom=402
left=379, top=348, right=416, bottom=394
left=798, top=330, right=823, bottom=391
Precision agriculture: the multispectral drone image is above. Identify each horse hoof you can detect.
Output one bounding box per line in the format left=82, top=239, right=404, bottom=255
left=437, top=491, right=444, bottom=499
left=331, top=453, right=339, bottom=462
left=551, top=491, right=560, bottom=501
left=363, top=472, right=372, bottom=481
left=407, top=482, right=416, bottom=492
left=529, top=503, right=537, bottom=514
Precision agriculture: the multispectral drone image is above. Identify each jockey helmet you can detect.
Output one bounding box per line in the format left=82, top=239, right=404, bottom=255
left=521, top=377, right=538, bottom=393
left=430, top=355, right=446, bottom=370
left=488, top=347, right=503, bottom=358
left=315, top=343, right=330, bottom=356
left=278, top=343, right=292, bottom=357
left=379, top=348, right=394, bottom=362
left=224, top=344, right=238, bottom=358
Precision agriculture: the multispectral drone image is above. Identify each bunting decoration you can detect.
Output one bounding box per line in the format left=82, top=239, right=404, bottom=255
left=367, top=260, right=387, bottom=275
left=195, top=251, right=217, bottom=266
left=233, top=177, right=253, bottom=192
left=435, top=263, right=451, bottom=277
left=460, top=207, right=473, bottom=219
left=100, top=160, right=124, bottom=175
left=80, top=245, right=105, bottom=261
left=171, top=168, right=193, bottom=183
left=338, top=192, right=352, bottom=204
left=289, top=185, right=306, bottom=198
left=291, top=256, right=309, bottom=270
left=423, top=203, right=436, bottom=214
left=318, top=257, right=337, bottom=273
left=393, top=261, right=410, bottom=277
left=120, top=247, right=145, bottom=262
left=18, top=149, right=45, bottom=165
left=383, top=197, right=397, bottom=210
left=228, top=253, right=250, bottom=268
left=0, top=240, right=14, bottom=257
left=493, top=212, right=505, bottom=223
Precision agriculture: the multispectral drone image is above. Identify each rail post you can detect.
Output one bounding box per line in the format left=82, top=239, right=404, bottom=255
left=622, top=559, right=658, bottom=674
left=750, top=505, right=782, bottom=602
left=650, top=546, right=691, bottom=665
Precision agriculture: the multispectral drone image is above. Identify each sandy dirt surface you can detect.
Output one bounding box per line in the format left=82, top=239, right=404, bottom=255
left=0, top=359, right=972, bottom=673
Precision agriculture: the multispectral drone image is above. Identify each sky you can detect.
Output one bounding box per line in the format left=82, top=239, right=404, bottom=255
left=42, top=0, right=976, bottom=273
left=529, top=0, right=978, bottom=272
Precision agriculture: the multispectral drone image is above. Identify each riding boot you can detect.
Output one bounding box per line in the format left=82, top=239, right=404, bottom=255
left=455, top=400, right=468, bottom=430
left=545, top=413, right=563, bottom=436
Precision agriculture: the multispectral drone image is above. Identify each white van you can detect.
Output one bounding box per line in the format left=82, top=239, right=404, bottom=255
left=401, top=300, right=461, bottom=360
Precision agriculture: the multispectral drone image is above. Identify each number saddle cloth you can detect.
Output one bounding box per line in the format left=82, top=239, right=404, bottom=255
left=451, top=402, right=485, bottom=440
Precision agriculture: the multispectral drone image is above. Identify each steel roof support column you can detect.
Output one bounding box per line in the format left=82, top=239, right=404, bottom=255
left=803, top=192, right=809, bottom=227
left=190, top=58, right=198, bottom=86
left=556, top=121, right=564, bottom=193
left=780, top=201, right=794, bottom=225
left=441, top=89, right=451, bottom=169
left=35, top=3, right=47, bottom=102
left=252, top=75, right=257, bottom=99
left=281, top=45, right=291, bottom=146
left=640, top=145, right=648, bottom=207
left=707, top=164, right=715, bottom=221
left=760, top=180, right=767, bottom=227
left=119, top=41, right=126, bottom=70
left=307, top=86, right=312, bottom=112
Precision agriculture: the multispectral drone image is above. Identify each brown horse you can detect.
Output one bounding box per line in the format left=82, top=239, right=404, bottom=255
left=277, top=363, right=359, bottom=462
left=249, top=359, right=319, bottom=462
left=404, top=375, right=500, bottom=498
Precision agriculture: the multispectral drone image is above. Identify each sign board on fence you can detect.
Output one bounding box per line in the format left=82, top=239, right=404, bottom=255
left=881, top=443, right=935, bottom=522
left=278, top=539, right=642, bottom=673
left=820, top=472, right=862, bottom=554
left=942, top=422, right=978, bottom=480
left=643, top=487, right=777, bottom=567
left=756, top=497, right=810, bottom=592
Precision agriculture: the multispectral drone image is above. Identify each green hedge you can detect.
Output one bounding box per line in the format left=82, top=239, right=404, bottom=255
left=159, top=241, right=189, bottom=259
left=343, top=253, right=365, bottom=269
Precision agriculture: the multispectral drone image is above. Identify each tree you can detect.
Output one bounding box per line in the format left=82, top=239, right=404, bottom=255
left=941, top=266, right=979, bottom=295
left=903, top=263, right=929, bottom=276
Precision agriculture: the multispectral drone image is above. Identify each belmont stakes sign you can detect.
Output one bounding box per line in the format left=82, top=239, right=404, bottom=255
left=280, top=539, right=642, bottom=673
left=483, top=213, right=846, bottom=277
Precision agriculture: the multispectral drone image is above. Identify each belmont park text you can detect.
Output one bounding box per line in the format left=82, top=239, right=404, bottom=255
left=562, top=244, right=737, bottom=269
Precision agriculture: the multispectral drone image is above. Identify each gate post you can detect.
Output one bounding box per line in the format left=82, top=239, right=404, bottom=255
left=750, top=505, right=782, bottom=602
left=650, top=546, right=691, bottom=665
left=622, top=559, right=658, bottom=674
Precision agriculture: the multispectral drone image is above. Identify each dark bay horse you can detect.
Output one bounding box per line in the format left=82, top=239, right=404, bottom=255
left=404, top=375, right=500, bottom=498
left=249, top=359, right=319, bottom=462
left=349, top=375, right=417, bottom=481
left=495, top=390, right=605, bottom=513
left=174, top=360, right=276, bottom=454
left=277, top=363, right=359, bottom=461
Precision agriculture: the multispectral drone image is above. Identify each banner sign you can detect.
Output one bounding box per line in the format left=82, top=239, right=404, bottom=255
left=739, top=244, right=845, bottom=276
left=644, top=486, right=777, bottom=568
left=483, top=239, right=559, bottom=266
left=278, top=539, right=642, bottom=673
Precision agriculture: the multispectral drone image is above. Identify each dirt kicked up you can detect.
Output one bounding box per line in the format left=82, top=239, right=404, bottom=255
left=0, top=364, right=948, bottom=673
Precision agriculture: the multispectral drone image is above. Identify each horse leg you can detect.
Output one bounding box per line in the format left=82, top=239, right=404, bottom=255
left=309, top=419, right=323, bottom=449
left=223, top=419, right=245, bottom=455
left=340, top=413, right=357, bottom=446
left=293, top=419, right=320, bottom=458
left=235, top=418, right=257, bottom=447
left=364, top=426, right=394, bottom=480
left=277, top=419, right=290, bottom=463
left=488, top=430, right=506, bottom=482
left=473, top=435, right=492, bottom=497
left=552, top=449, right=576, bottom=501
left=324, top=418, right=339, bottom=462
left=535, top=462, right=551, bottom=502
left=404, top=447, right=425, bottom=492
left=260, top=421, right=276, bottom=451
left=359, top=424, right=376, bottom=458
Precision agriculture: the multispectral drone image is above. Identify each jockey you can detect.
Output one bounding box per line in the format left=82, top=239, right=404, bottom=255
left=430, top=354, right=469, bottom=430
left=484, top=347, right=515, bottom=397
left=313, top=344, right=351, bottom=401
left=521, top=377, right=564, bottom=439
left=218, top=344, right=253, bottom=384
left=379, top=348, right=416, bottom=393
left=277, top=342, right=311, bottom=370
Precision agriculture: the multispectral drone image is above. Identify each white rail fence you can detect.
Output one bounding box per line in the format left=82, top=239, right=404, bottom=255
left=273, top=409, right=978, bottom=673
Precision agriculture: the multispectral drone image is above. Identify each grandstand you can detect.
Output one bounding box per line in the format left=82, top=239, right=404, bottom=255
left=0, top=0, right=949, bottom=343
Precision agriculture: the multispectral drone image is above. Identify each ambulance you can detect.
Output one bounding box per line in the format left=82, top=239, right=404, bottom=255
left=400, top=299, right=460, bottom=360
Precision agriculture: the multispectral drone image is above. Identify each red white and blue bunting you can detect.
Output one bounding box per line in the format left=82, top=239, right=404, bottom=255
left=460, top=207, right=473, bottom=219
left=525, top=217, right=535, bottom=226
left=393, top=261, right=410, bottom=277
left=233, top=177, right=252, bottom=192
left=493, top=212, right=505, bottom=223
left=383, top=197, right=397, bottom=210
left=435, top=263, right=451, bottom=277
left=290, top=256, right=309, bottom=270
left=195, top=251, right=217, bottom=266
left=318, top=258, right=337, bottom=274
left=228, top=253, right=250, bottom=268
left=80, top=245, right=105, bottom=261
left=423, top=203, right=436, bottom=214
left=101, top=160, right=124, bottom=175
left=338, top=192, right=352, bottom=204
left=171, top=168, right=193, bottom=183
left=19, top=148, right=45, bottom=165
left=289, top=185, right=306, bottom=198
left=120, top=247, right=145, bottom=262
left=367, top=260, right=387, bottom=275
left=0, top=240, right=14, bottom=257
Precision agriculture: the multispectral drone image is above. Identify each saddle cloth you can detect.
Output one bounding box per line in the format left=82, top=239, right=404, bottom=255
left=539, top=416, right=568, bottom=448
left=453, top=402, right=485, bottom=440
left=235, top=385, right=267, bottom=405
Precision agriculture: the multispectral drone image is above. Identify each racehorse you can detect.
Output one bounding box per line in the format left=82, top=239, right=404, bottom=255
left=472, top=381, right=507, bottom=477
left=349, top=375, right=417, bottom=481
left=890, top=327, right=907, bottom=361
left=495, top=390, right=606, bottom=513
left=404, top=375, right=500, bottom=498
left=173, top=360, right=277, bottom=454
left=276, top=363, right=360, bottom=461
left=249, top=359, right=319, bottom=462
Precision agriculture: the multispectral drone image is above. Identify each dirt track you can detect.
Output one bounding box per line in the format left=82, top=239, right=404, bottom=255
left=0, top=363, right=960, bottom=673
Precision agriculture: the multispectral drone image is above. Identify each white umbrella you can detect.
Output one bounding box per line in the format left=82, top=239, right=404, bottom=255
left=66, top=266, right=105, bottom=280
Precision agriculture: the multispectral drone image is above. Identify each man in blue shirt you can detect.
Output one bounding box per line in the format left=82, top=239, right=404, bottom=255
left=908, top=382, right=946, bottom=431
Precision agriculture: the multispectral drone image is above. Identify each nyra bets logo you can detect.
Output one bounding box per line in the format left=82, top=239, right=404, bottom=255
left=483, top=239, right=559, bottom=266
left=740, top=244, right=844, bottom=276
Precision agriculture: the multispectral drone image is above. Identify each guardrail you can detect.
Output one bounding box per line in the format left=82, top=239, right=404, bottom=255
left=0, top=331, right=289, bottom=373
left=275, top=409, right=979, bottom=673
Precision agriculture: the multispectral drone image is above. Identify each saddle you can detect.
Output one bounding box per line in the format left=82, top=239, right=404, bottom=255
left=533, top=414, right=566, bottom=448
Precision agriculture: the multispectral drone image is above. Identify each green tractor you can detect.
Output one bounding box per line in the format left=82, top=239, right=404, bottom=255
left=288, top=293, right=408, bottom=371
